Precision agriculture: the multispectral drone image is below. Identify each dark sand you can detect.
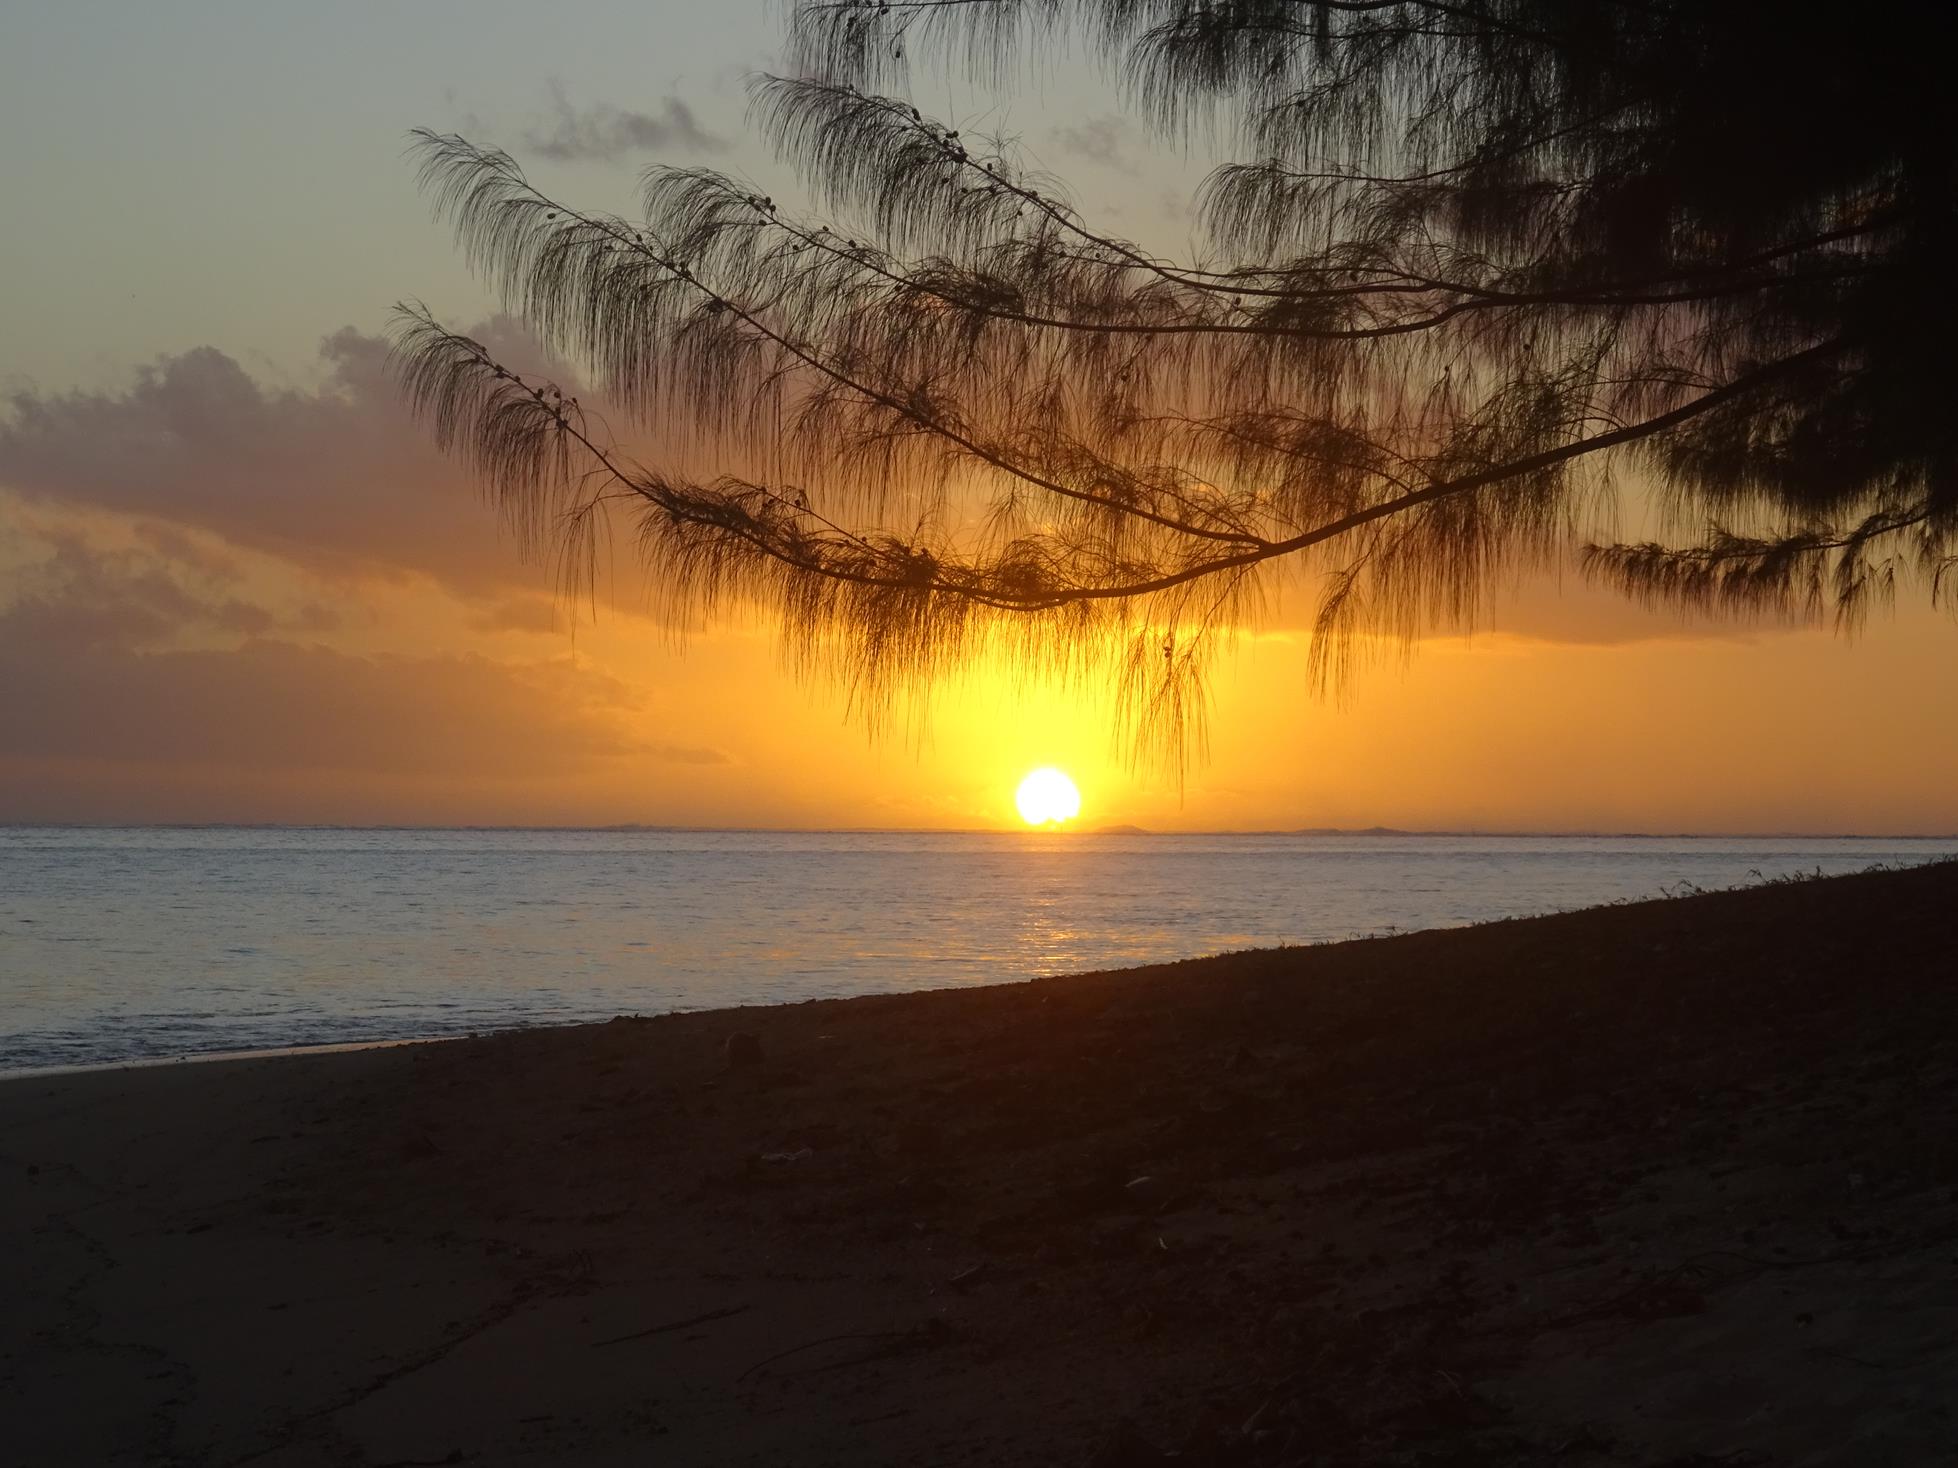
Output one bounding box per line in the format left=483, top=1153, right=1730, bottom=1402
left=4, top=862, right=1956, bottom=1465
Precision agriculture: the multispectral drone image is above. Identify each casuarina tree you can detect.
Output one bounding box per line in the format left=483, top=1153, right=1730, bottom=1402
left=394, top=1, right=1956, bottom=764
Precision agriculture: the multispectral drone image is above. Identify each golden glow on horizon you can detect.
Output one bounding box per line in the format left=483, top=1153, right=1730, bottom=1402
left=1015, top=767, right=1082, bottom=827
left=9, top=489, right=1958, bottom=834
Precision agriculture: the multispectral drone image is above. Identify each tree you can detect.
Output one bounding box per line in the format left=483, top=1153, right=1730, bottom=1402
left=394, top=1, right=1956, bottom=765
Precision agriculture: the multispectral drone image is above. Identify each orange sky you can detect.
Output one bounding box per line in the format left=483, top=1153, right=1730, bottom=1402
left=1, top=338, right=1952, bottom=835
left=3, top=5, right=1953, bottom=833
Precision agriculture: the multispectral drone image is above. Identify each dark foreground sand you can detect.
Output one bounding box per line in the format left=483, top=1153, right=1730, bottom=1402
left=4, top=863, right=1956, bottom=1466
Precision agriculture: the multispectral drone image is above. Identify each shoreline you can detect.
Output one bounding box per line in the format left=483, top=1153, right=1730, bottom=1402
left=6, top=862, right=1955, bottom=1463
left=8, top=851, right=1954, bottom=1080
left=0, top=1031, right=477, bottom=1085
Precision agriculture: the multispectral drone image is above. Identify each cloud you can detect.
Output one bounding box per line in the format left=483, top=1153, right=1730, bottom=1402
left=3, top=528, right=328, bottom=651
left=0, top=324, right=561, bottom=600
left=1050, top=116, right=1138, bottom=176
left=467, top=591, right=564, bottom=635
left=1482, top=565, right=1752, bottom=647
left=520, top=87, right=725, bottom=163
left=4, top=640, right=603, bottom=776
left=0, top=589, right=727, bottom=788
left=0, top=486, right=731, bottom=821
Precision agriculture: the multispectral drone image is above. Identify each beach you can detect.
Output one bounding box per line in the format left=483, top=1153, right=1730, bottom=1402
left=4, top=859, right=1954, bottom=1464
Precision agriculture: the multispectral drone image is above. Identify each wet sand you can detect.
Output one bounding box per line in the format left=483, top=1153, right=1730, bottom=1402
left=4, top=861, right=1955, bottom=1465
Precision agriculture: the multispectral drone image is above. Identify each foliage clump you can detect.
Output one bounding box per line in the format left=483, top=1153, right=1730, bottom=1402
left=396, top=2, right=1958, bottom=764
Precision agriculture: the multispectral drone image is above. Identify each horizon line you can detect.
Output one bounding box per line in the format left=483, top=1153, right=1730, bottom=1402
left=5, top=821, right=1958, bottom=842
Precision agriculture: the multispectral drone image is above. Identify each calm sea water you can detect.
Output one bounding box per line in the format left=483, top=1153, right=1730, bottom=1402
left=2, top=827, right=1952, bottom=1073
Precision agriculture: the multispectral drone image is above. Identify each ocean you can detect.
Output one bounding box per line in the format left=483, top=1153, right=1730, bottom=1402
left=2, top=826, right=1952, bottom=1073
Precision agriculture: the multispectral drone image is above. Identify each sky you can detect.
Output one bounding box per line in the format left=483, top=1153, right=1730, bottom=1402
left=2, top=1, right=1953, bottom=834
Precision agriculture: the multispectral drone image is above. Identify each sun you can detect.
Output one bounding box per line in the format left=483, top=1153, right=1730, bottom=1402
left=1015, top=767, right=1082, bottom=827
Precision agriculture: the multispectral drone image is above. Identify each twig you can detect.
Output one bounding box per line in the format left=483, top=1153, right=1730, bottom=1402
left=1807, top=1345, right=1893, bottom=1372
left=593, top=1303, right=749, bottom=1347
left=1546, top=1240, right=1918, bottom=1331
left=737, top=1322, right=947, bottom=1381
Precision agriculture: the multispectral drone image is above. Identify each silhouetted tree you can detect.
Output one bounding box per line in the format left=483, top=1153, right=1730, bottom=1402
left=395, top=1, right=1955, bottom=762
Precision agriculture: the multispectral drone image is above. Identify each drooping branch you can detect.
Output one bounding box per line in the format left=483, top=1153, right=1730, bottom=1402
left=1585, top=506, right=1957, bottom=631
left=394, top=0, right=1958, bottom=765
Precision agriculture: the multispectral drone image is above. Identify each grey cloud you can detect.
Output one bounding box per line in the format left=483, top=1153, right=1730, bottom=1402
left=521, top=89, right=725, bottom=163
left=0, top=619, right=728, bottom=787
left=1484, top=567, right=1750, bottom=646
left=1252, top=558, right=1754, bottom=647
left=467, top=591, right=563, bottom=635
left=1050, top=117, right=1139, bottom=176
left=0, top=638, right=630, bottom=777
left=0, top=528, right=728, bottom=814
left=0, top=324, right=564, bottom=599
left=4, top=530, right=317, bottom=650
left=647, top=742, right=733, bottom=766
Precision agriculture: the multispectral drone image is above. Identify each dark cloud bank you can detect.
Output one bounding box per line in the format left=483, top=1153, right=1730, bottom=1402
left=0, top=332, right=727, bottom=819
left=0, top=543, right=728, bottom=820
left=0, top=326, right=539, bottom=597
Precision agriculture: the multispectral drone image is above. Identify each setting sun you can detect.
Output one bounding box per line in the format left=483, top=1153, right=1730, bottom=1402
left=1015, top=767, right=1082, bottom=826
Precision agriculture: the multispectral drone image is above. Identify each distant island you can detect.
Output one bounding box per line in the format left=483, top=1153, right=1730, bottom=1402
left=11, top=821, right=1956, bottom=840
left=1088, top=824, right=1419, bottom=837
